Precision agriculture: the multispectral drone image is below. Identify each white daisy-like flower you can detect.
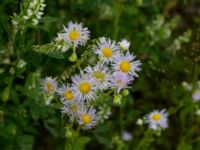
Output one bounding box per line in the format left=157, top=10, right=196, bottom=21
left=42, top=77, right=57, bottom=94
left=109, top=72, right=133, bottom=93
left=62, top=21, right=90, bottom=48
left=84, top=62, right=111, bottom=91
left=121, top=131, right=133, bottom=141
left=72, top=72, right=96, bottom=101
left=112, top=51, right=141, bottom=78
left=118, top=39, right=130, bottom=51
left=58, top=83, right=77, bottom=104
left=193, top=89, right=200, bottom=102
left=93, top=37, right=119, bottom=63
left=61, top=102, right=82, bottom=122
left=146, top=109, right=169, bottom=130
left=77, top=105, right=99, bottom=130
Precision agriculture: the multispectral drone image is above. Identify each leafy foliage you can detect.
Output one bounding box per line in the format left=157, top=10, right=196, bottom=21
left=0, top=0, right=200, bottom=150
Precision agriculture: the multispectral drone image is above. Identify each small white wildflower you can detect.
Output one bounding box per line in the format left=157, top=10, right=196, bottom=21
left=112, top=51, right=141, bottom=78
left=118, top=39, right=130, bottom=51
left=193, top=89, right=200, bottom=102
left=146, top=109, right=169, bottom=130
left=109, top=72, right=133, bottom=93
left=77, top=105, right=99, bottom=130
left=61, top=102, right=82, bottom=122
left=42, top=77, right=58, bottom=94
left=84, top=62, right=111, bottom=91
left=63, top=21, right=90, bottom=48
left=58, top=83, right=78, bottom=105
left=121, top=131, right=133, bottom=141
left=93, top=37, right=119, bottom=63
left=72, top=72, right=96, bottom=101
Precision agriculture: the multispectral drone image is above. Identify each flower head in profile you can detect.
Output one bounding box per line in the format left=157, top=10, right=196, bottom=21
left=112, top=51, right=141, bottom=78
left=84, top=62, right=111, bottom=91
left=109, top=72, right=133, bottom=93
left=61, top=102, right=82, bottom=122
left=72, top=72, right=96, bottom=101
left=63, top=21, right=90, bottom=48
left=118, top=39, right=130, bottom=51
left=77, top=105, right=99, bottom=130
left=42, top=77, right=57, bottom=94
left=58, top=83, right=77, bottom=104
left=146, top=109, right=169, bottom=130
left=93, top=37, right=119, bottom=63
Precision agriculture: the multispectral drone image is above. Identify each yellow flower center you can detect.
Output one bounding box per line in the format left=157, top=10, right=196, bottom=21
left=70, top=105, right=77, bottom=113
left=82, top=113, right=91, bottom=124
left=119, top=61, right=131, bottom=73
left=69, top=30, right=80, bottom=41
left=46, top=82, right=53, bottom=92
left=102, top=47, right=112, bottom=58
left=152, top=113, right=161, bottom=121
left=64, top=90, right=74, bottom=101
left=116, top=79, right=122, bottom=86
left=79, top=82, right=91, bottom=94
left=93, top=71, right=105, bottom=81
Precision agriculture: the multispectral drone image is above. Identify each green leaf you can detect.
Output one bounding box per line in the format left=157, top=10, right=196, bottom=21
left=93, top=124, right=110, bottom=133
left=17, top=135, right=35, bottom=150
left=2, top=86, right=10, bottom=102
left=178, top=142, right=193, bottom=150
left=73, top=136, right=91, bottom=150
left=94, top=134, right=113, bottom=149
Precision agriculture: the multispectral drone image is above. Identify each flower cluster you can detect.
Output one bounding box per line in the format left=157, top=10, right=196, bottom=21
left=42, top=21, right=141, bottom=130
left=12, top=0, right=46, bottom=27
left=23, top=0, right=46, bottom=25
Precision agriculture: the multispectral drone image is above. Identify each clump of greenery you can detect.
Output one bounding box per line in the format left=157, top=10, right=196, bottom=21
left=0, top=0, right=200, bottom=150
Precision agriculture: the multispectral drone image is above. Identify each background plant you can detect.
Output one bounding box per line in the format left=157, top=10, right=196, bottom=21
left=0, top=0, right=200, bottom=150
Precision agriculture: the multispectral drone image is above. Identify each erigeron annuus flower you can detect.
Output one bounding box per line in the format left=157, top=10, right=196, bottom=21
left=78, top=105, right=99, bottom=130
left=146, top=109, right=169, bottom=130
left=61, top=102, right=82, bottom=122
left=93, top=37, right=119, bottom=63
left=63, top=21, right=90, bottom=48
left=84, top=62, right=111, bottom=91
left=112, top=51, right=141, bottom=78
left=72, top=72, right=96, bottom=101
left=118, top=39, right=130, bottom=51
left=42, top=77, right=57, bottom=94
left=58, top=84, right=77, bottom=104
left=109, top=72, right=133, bottom=93
left=193, top=89, right=200, bottom=102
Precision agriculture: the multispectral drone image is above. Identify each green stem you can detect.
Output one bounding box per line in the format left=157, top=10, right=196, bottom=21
left=113, top=0, right=122, bottom=40
left=73, top=45, right=82, bottom=71
left=135, top=130, right=154, bottom=150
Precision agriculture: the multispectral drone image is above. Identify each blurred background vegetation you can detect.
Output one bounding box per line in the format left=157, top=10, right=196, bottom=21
left=0, top=0, right=200, bottom=149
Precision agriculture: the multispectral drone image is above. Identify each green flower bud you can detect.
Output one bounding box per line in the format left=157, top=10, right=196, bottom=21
left=69, top=53, right=77, bottom=62
left=122, top=89, right=129, bottom=97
